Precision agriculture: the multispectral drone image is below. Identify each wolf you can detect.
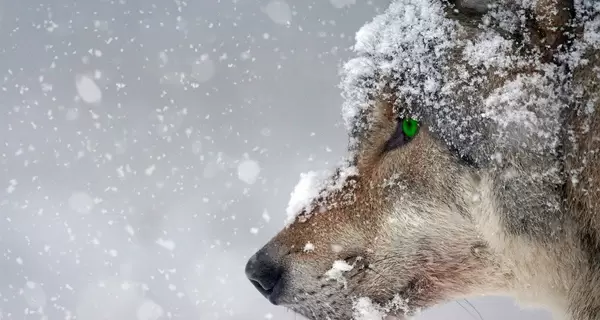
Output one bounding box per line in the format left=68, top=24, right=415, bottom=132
left=245, top=0, right=600, bottom=319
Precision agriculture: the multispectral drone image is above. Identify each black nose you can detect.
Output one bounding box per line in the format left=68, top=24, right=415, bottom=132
left=245, top=248, right=283, bottom=304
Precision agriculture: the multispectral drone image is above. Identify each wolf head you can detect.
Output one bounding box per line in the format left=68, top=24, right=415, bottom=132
left=245, top=94, right=513, bottom=319
left=245, top=0, right=571, bottom=318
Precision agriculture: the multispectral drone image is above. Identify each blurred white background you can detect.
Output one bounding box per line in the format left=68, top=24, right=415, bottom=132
left=0, top=0, right=554, bottom=319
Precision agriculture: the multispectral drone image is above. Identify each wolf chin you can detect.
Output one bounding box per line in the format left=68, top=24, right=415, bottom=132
left=245, top=0, right=600, bottom=319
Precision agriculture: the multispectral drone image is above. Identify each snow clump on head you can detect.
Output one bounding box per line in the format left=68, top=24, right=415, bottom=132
left=340, top=0, right=459, bottom=151
left=285, top=158, right=358, bottom=224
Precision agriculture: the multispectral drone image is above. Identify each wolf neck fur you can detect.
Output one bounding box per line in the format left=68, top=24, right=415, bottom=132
left=465, top=172, right=585, bottom=318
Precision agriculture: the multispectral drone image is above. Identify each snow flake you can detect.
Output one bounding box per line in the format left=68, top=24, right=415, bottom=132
left=263, top=0, right=292, bottom=25
left=75, top=74, right=102, bottom=104
left=303, top=242, right=315, bottom=252
left=260, top=127, right=272, bottom=136
left=191, top=55, right=215, bottom=82
left=6, top=179, right=17, bottom=194
left=237, top=159, right=261, bottom=185
left=69, top=191, right=95, bottom=214
left=156, top=238, right=176, bottom=251
left=191, top=140, right=203, bottom=154
left=125, top=225, right=135, bottom=236
left=65, top=108, right=80, bottom=121
left=262, top=210, right=271, bottom=222
left=145, top=165, right=156, bottom=176
left=136, top=299, right=164, bottom=320
left=330, top=0, right=356, bottom=9
left=23, top=281, right=47, bottom=309
left=158, top=51, right=169, bottom=66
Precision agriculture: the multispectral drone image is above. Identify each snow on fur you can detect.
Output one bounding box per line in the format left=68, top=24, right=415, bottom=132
left=285, top=0, right=459, bottom=225
left=352, top=295, right=413, bottom=320
left=352, top=297, right=386, bottom=320
left=325, top=260, right=354, bottom=286
left=279, top=0, right=600, bottom=319
left=287, top=0, right=569, bottom=226
left=341, top=0, right=458, bottom=142
left=285, top=159, right=358, bottom=224
left=280, top=0, right=600, bottom=319
left=284, top=0, right=600, bottom=226
left=340, top=0, right=568, bottom=167
left=283, top=0, right=592, bottom=240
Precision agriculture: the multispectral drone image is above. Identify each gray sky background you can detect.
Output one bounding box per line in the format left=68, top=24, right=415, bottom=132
left=0, top=0, right=554, bottom=319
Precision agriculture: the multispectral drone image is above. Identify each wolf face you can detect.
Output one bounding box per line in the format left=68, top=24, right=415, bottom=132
left=244, top=0, right=597, bottom=318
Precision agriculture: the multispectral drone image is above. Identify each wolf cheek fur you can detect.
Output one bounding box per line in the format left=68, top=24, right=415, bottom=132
left=245, top=0, right=600, bottom=319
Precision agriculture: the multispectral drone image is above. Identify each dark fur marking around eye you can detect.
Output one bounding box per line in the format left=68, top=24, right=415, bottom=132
left=382, top=118, right=412, bottom=153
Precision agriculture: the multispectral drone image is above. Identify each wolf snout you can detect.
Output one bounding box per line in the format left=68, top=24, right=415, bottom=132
left=245, top=247, right=284, bottom=305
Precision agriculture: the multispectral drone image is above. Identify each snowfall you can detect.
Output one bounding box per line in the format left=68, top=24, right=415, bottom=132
left=1, top=0, right=598, bottom=319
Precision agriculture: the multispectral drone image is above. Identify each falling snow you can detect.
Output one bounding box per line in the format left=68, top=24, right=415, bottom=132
left=155, top=238, right=176, bottom=251
left=263, top=0, right=292, bottom=25
left=2, top=0, right=595, bottom=319
left=237, top=159, right=261, bottom=185
left=75, top=75, right=102, bottom=104
left=145, top=164, right=157, bottom=176
left=191, top=55, right=216, bottom=82
left=136, top=299, right=164, bottom=320
left=6, top=179, right=17, bottom=194
left=68, top=191, right=95, bottom=214
left=330, top=0, right=356, bottom=9
left=22, top=281, right=47, bottom=309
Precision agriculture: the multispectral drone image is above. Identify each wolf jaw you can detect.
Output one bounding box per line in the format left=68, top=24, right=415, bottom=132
left=245, top=0, right=600, bottom=319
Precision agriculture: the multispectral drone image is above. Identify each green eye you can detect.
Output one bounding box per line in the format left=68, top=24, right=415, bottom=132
left=402, top=118, right=419, bottom=138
